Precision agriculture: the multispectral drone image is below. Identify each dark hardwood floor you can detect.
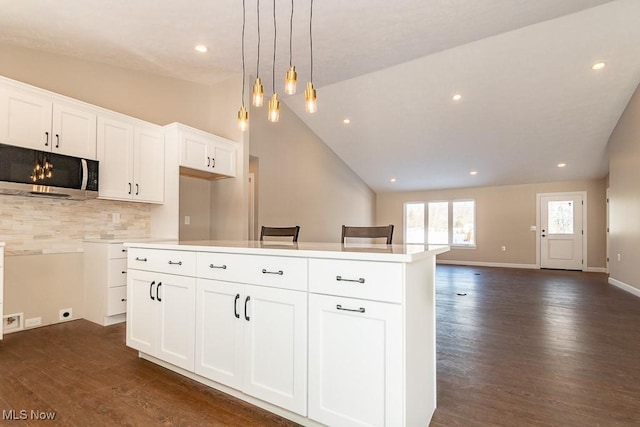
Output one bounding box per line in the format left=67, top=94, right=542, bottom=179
left=0, top=265, right=639, bottom=426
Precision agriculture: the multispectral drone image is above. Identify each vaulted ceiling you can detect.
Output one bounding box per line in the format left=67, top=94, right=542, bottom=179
left=2, top=0, right=639, bottom=192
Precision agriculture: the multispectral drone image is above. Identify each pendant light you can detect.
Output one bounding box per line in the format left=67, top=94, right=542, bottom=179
left=238, top=0, right=249, bottom=131
left=305, top=0, right=317, bottom=113
left=268, top=0, right=280, bottom=122
left=284, top=0, right=297, bottom=95
left=252, top=0, right=264, bottom=107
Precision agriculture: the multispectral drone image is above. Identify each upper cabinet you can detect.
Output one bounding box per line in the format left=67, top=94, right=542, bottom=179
left=0, top=82, right=97, bottom=159
left=169, top=123, right=237, bottom=178
left=97, top=114, right=165, bottom=204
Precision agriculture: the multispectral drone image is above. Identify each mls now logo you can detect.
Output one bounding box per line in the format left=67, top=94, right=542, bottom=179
left=2, top=409, right=56, bottom=420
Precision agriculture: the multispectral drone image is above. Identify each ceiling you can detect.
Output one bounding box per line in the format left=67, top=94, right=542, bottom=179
left=2, top=0, right=639, bottom=192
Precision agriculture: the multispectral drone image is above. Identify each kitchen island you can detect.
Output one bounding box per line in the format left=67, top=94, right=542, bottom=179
left=124, top=240, right=448, bottom=427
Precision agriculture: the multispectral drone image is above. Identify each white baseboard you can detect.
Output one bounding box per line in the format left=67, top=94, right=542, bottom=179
left=436, top=260, right=538, bottom=269
left=609, top=277, right=640, bottom=298
left=585, top=267, right=607, bottom=273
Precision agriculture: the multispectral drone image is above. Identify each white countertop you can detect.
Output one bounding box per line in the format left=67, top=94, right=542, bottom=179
left=124, top=240, right=449, bottom=263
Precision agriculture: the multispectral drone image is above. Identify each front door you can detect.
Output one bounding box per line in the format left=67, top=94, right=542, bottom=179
left=540, top=193, right=584, bottom=270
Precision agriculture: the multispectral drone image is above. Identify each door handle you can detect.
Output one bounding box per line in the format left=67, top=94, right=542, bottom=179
left=156, top=282, right=162, bottom=302
left=211, top=157, right=215, bottom=168
left=45, top=131, right=49, bottom=146
left=234, top=294, right=240, bottom=319
left=149, top=280, right=156, bottom=300
left=244, top=296, right=251, bottom=321
left=135, top=184, right=139, bottom=195
left=128, top=182, right=132, bottom=195
left=55, top=134, right=60, bottom=148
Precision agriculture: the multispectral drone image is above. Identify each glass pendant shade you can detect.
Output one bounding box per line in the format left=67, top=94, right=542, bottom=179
left=305, top=82, right=317, bottom=113
left=252, top=78, right=264, bottom=107
left=238, top=106, right=249, bottom=131
left=284, top=66, right=297, bottom=95
left=268, top=93, right=280, bottom=122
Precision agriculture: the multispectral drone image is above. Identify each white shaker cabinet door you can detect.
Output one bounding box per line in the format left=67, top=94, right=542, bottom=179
left=0, top=87, right=52, bottom=150
left=243, top=284, right=307, bottom=416
left=126, top=270, right=157, bottom=355
left=195, top=279, right=244, bottom=390
left=180, top=132, right=210, bottom=172
left=133, top=125, right=164, bottom=203
left=52, top=102, right=97, bottom=159
left=97, top=116, right=135, bottom=200
left=308, top=293, right=403, bottom=427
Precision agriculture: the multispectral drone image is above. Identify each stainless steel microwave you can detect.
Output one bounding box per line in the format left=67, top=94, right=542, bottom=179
left=0, top=143, right=99, bottom=200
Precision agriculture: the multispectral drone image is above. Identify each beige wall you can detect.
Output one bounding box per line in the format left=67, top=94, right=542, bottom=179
left=608, top=81, right=640, bottom=292
left=179, top=175, right=212, bottom=241
left=250, top=102, right=376, bottom=243
left=377, top=179, right=607, bottom=269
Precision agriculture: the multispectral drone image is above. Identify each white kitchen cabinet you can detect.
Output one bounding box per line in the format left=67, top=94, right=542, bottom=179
left=195, top=278, right=307, bottom=415
left=97, top=115, right=165, bottom=203
left=83, top=241, right=129, bottom=326
left=0, top=244, right=4, bottom=340
left=127, top=269, right=196, bottom=371
left=0, top=84, right=97, bottom=159
left=308, top=293, right=403, bottom=426
left=169, top=123, right=237, bottom=177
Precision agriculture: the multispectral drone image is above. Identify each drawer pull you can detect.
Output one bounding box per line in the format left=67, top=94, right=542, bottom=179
left=262, top=269, right=284, bottom=275
left=121, top=271, right=127, bottom=274
left=121, top=298, right=127, bottom=302
left=209, top=264, right=227, bottom=269
left=168, top=261, right=183, bottom=265
left=336, top=275, right=365, bottom=284
left=121, top=249, right=127, bottom=253
left=336, top=304, right=366, bottom=313
left=135, top=257, right=148, bottom=262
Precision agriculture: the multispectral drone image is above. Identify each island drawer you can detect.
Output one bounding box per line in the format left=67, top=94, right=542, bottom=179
left=308, top=259, right=403, bottom=303
left=128, top=248, right=196, bottom=276
left=107, top=258, right=128, bottom=287
left=197, top=252, right=307, bottom=291
left=108, top=243, right=128, bottom=259
left=106, top=285, right=127, bottom=316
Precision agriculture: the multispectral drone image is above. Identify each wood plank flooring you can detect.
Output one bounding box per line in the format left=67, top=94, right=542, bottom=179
left=0, top=265, right=639, bottom=426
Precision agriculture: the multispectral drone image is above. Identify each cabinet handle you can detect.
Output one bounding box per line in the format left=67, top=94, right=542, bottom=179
left=128, top=183, right=132, bottom=195
left=262, top=269, right=284, bottom=275
left=168, top=261, right=183, bottom=265
left=135, top=184, right=139, bottom=195
left=336, top=304, right=366, bottom=313
left=207, top=157, right=211, bottom=167
left=135, top=257, right=148, bottom=262
left=234, top=294, right=240, bottom=319
left=209, top=264, right=227, bottom=269
left=149, top=280, right=156, bottom=301
left=122, top=248, right=127, bottom=252
left=121, top=298, right=127, bottom=302
left=45, top=131, right=49, bottom=146
left=211, top=157, right=216, bottom=168
left=336, top=275, right=365, bottom=284
left=244, top=296, right=251, bottom=321
left=55, top=134, right=60, bottom=148
left=121, top=271, right=127, bottom=274
left=157, top=282, right=162, bottom=302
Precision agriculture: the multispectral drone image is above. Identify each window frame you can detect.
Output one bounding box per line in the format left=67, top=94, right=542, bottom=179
left=403, top=199, right=477, bottom=248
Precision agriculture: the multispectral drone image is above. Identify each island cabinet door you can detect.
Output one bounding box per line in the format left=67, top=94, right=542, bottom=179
left=308, top=293, right=404, bottom=427
left=126, top=270, right=196, bottom=371
left=242, top=284, right=308, bottom=416
left=195, top=278, right=244, bottom=390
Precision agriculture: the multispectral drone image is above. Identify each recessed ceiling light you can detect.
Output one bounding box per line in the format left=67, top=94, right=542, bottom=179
left=195, top=45, right=208, bottom=53
left=557, top=163, right=567, bottom=168
left=591, top=62, right=606, bottom=70
left=390, top=178, right=396, bottom=183
left=343, top=118, right=351, bottom=124
left=469, top=170, right=478, bottom=175
left=452, top=94, right=463, bottom=101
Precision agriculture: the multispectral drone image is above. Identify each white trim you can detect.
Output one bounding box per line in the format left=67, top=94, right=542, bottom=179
left=585, top=267, right=607, bottom=273
left=536, top=191, right=588, bottom=271
left=436, top=259, right=537, bottom=269
left=609, top=277, right=640, bottom=298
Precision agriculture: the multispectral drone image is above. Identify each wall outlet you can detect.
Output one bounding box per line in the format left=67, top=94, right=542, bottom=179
left=59, top=308, right=73, bottom=322
left=184, top=215, right=191, bottom=225
left=112, top=212, right=120, bottom=223
left=2, top=313, right=24, bottom=333
left=25, top=317, right=42, bottom=328
left=617, top=253, right=621, bottom=262
left=501, top=246, right=506, bottom=251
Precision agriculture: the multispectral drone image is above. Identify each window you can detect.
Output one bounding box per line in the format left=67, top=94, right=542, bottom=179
left=404, top=199, right=476, bottom=247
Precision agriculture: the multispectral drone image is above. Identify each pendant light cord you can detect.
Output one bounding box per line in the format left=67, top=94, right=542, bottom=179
left=272, top=0, right=276, bottom=93
left=241, top=0, right=246, bottom=105
left=289, top=0, right=294, bottom=67
left=256, top=0, right=260, bottom=77
left=309, top=0, right=313, bottom=82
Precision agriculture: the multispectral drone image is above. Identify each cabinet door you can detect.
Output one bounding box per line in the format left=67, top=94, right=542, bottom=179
left=180, top=132, right=210, bottom=172
left=126, top=270, right=158, bottom=354
left=308, top=293, right=403, bottom=427
left=97, top=116, right=134, bottom=200
left=243, top=285, right=307, bottom=416
left=211, top=139, right=236, bottom=177
left=52, top=102, right=97, bottom=159
left=156, top=273, right=196, bottom=371
left=134, top=125, right=165, bottom=203
left=0, top=87, right=52, bottom=150
left=195, top=279, right=244, bottom=389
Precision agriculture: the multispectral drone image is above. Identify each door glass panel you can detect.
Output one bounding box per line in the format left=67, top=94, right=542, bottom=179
left=405, top=203, right=425, bottom=244
left=548, top=201, right=573, bottom=234
left=428, top=202, right=449, bottom=244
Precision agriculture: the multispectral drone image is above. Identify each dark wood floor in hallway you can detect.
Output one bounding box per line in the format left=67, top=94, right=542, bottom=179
left=0, top=265, right=638, bottom=426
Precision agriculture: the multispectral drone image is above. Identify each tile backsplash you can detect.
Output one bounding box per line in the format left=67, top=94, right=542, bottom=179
left=0, top=196, right=151, bottom=255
